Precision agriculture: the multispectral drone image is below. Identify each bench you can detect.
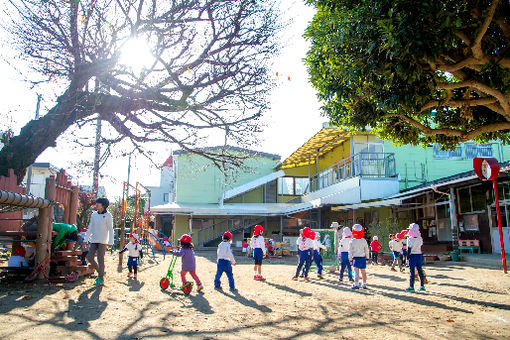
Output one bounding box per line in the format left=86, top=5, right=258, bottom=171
left=458, top=239, right=481, bottom=254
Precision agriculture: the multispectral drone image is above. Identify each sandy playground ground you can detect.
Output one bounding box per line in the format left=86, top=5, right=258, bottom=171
left=0, top=250, right=509, bottom=340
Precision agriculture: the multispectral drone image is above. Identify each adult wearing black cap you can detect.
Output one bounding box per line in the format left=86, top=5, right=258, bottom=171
left=84, top=197, right=114, bottom=285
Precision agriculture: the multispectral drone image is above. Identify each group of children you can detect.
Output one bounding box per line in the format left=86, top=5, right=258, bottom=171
left=333, top=222, right=427, bottom=291
left=114, top=218, right=426, bottom=293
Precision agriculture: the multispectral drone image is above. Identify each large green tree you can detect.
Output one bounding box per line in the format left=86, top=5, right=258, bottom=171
left=305, top=0, right=510, bottom=148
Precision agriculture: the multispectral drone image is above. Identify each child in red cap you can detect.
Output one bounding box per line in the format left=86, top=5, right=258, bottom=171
left=171, top=234, right=204, bottom=292
left=8, top=246, right=28, bottom=269
left=214, top=231, right=236, bottom=292
left=292, top=227, right=314, bottom=281
left=119, top=233, right=143, bottom=280
left=250, top=225, right=266, bottom=280
left=349, top=224, right=370, bottom=289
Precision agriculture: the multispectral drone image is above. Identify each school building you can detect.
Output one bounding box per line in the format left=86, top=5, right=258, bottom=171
left=151, top=123, right=510, bottom=254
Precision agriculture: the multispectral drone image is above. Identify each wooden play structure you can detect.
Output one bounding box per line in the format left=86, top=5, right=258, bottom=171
left=0, top=168, right=88, bottom=281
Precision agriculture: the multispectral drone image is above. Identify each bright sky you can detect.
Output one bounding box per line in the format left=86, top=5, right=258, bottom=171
left=0, top=0, right=324, bottom=199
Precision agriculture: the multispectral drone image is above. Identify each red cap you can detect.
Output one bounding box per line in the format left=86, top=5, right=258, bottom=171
left=13, top=246, right=26, bottom=257
left=179, top=234, right=192, bottom=243
left=254, top=225, right=264, bottom=235
left=223, top=231, right=233, bottom=240
left=301, top=227, right=313, bottom=239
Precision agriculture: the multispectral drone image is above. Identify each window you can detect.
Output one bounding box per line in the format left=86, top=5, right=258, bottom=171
left=163, top=193, right=169, bottom=203
left=354, top=142, right=383, bottom=154
left=264, top=180, right=277, bottom=203
left=295, top=178, right=309, bottom=195
left=278, top=177, right=294, bottom=195
left=465, top=144, right=493, bottom=158
left=433, top=145, right=463, bottom=159
left=278, top=177, right=309, bottom=195
left=458, top=185, right=487, bottom=213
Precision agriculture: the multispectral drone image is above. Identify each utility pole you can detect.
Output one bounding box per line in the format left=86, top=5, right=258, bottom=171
left=92, top=116, right=101, bottom=197
left=26, top=94, right=41, bottom=195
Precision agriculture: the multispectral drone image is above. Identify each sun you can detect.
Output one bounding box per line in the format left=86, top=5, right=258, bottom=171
left=120, top=38, right=154, bottom=73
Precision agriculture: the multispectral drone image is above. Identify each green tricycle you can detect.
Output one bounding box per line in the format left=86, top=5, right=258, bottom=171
left=159, top=253, right=193, bottom=295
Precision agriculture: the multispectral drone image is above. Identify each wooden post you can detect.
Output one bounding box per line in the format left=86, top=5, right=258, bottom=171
left=36, top=176, right=55, bottom=279
left=69, top=185, right=79, bottom=225
left=119, top=182, right=126, bottom=266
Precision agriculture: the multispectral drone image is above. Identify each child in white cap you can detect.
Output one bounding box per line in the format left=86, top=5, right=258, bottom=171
left=349, top=224, right=370, bottom=289
left=406, top=223, right=426, bottom=292
left=312, top=232, right=327, bottom=279
left=338, top=227, right=354, bottom=282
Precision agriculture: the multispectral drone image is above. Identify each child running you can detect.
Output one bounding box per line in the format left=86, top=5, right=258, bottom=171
left=119, top=233, right=143, bottom=280
left=349, top=224, right=370, bottom=289
left=406, top=223, right=426, bottom=292
left=312, top=232, right=327, bottom=279
left=370, top=236, right=383, bottom=265
left=250, top=225, right=266, bottom=281
left=214, top=231, right=236, bottom=292
left=338, top=227, right=353, bottom=282
left=171, top=234, right=204, bottom=292
left=389, top=232, right=404, bottom=272
left=293, top=227, right=314, bottom=281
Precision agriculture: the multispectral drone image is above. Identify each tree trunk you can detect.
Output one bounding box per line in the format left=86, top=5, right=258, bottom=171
left=0, top=89, right=93, bottom=184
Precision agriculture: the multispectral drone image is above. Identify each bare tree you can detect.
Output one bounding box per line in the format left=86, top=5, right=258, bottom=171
left=0, top=0, right=280, bottom=183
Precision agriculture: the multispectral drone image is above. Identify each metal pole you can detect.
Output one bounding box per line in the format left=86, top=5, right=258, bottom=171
left=493, top=180, right=508, bottom=273
left=92, top=117, right=101, bottom=197
left=449, top=187, right=459, bottom=253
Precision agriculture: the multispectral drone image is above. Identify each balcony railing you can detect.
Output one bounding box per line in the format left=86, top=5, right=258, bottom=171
left=310, top=152, right=396, bottom=192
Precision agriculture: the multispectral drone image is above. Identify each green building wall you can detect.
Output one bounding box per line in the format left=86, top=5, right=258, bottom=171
left=384, top=142, right=510, bottom=190
left=175, top=152, right=279, bottom=203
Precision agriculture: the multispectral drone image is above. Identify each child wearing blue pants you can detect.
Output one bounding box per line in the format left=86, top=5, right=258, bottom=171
left=406, top=223, right=426, bottom=292
left=292, top=227, right=314, bottom=281
left=214, top=231, right=236, bottom=292
left=312, top=232, right=327, bottom=279
left=338, top=227, right=353, bottom=282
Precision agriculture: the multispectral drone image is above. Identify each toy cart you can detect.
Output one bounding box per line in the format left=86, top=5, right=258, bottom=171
left=159, top=253, right=193, bottom=295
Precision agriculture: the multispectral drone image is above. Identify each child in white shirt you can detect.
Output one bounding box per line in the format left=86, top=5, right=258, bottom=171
left=312, top=232, right=327, bottom=279
left=349, top=224, right=370, bottom=289
left=338, top=227, right=354, bottom=282
left=119, top=234, right=143, bottom=280
left=250, top=225, right=267, bottom=281
left=406, top=223, right=426, bottom=292
left=214, top=231, right=236, bottom=292
left=293, top=227, right=315, bottom=281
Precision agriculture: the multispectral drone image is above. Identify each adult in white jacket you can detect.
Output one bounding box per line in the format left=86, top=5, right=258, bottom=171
left=348, top=224, right=369, bottom=289
left=85, top=198, right=114, bottom=286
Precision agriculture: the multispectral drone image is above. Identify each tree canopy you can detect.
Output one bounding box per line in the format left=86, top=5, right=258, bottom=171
left=305, top=0, right=510, bottom=148
left=0, top=0, right=280, bottom=183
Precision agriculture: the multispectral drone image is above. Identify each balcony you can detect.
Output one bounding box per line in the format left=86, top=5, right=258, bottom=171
left=310, top=152, right=397, bottom=192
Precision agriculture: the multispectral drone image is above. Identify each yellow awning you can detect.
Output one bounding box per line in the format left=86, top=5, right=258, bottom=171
left=280, top=127, right=350, bottom=169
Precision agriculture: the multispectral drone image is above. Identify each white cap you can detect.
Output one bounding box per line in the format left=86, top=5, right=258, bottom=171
left=353, top=224, right=363, bottom=232
left=373, top=236, right=378, bottom=241
left=330, top=222, right=340, bottom=229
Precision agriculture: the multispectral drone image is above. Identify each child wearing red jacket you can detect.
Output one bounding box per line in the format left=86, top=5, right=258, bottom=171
left=370, top=236, right=383, bottom=265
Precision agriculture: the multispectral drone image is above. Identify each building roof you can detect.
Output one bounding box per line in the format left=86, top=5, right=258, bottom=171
left=151, top=202, right=294, bottom=216
left=223, top=170, right=285, bottom=201
left=162, top=155, right=173, bottom=168
left=280, top=126, right=350, bottom=169
left=174, top=146, right=280, bottom=161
